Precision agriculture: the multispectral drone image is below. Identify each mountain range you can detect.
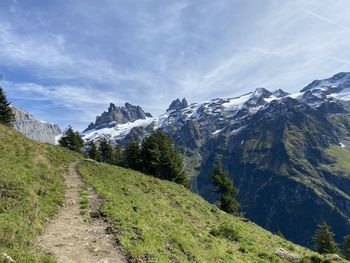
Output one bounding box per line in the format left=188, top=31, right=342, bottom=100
left=10, top=72, right=350, bottom=249
left=81, top=72, right=350, bottom=247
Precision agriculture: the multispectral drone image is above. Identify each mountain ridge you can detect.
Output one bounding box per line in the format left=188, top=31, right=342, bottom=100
left=81, top=71, right=350, bottom=247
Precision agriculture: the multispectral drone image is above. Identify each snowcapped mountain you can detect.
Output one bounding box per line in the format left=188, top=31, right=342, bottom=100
left=82, top=72, right=350, bottom=147
left=12, top=106, right=62, bottom=144
left=82, top=71, right=350, bottom=248
left=82, top=87, right=292, bottom=144
left=83, top=102, right=157, bottom=145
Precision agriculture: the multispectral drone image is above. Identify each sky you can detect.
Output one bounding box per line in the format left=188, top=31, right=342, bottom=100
left=1, top=0, right=350, bottom=130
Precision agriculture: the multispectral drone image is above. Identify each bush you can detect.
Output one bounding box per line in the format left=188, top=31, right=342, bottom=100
left=210, top=223, right=240, bottom=242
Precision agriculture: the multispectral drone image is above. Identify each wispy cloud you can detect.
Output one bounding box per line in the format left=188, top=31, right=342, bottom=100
left=0, top=0, right=350, bottom=130
left=305, top=9, right=350, bottom=32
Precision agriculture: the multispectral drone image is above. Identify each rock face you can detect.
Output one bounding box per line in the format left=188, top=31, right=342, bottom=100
left=12, top=106, right=61, bottom=144
left=84, top=102, right=152, bottom=133
left=166, top=98, right=188, bottom=112
left=82, top=72, right=350, bottom=247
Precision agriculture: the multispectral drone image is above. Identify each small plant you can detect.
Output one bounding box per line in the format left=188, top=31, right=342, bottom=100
left=79, top=188, right=89, bottom=213
left=41, top=253, right=56, bottom=263
left=209, top=223, right=240, bottom=242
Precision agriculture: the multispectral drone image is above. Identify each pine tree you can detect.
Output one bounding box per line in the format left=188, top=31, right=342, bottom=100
left=99, top=139, right=113, bottom=164
left=313, top=222, right=339, bottom=254
left=124, top=139, right=141, bottom=170
left=210, top=163, right=239, bottom=214
left=0, top=86, right=15, bottom=127
left=113, top=145, right=122, bottom=166
left=88, top=141, right=100, bottom=161
left=59, top=126, right=84, bottom=152
left=343, top=235, right=350, bottom=259
left=140, top=130, right=189, bottom=188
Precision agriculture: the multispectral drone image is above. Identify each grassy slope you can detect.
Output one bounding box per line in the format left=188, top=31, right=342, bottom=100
left=0, top=124, right=80, bottom=262
left=324, top=145, right=350, bottom=173
left=77, top=160, right=332, bottom=263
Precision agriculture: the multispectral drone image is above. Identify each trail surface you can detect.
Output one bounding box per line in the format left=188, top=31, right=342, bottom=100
left=36, top=162, right=125, bottom=263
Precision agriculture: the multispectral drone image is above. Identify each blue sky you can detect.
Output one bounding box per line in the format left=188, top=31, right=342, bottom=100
left=1, top=0, right=350, bottom=130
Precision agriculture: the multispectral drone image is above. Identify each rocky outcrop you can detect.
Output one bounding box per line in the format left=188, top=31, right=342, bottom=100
left=12, top=106, right=61, bottom=144
left=275, top=248, right=299, bottom=262
left=166, top=98, right=188, bottom=112
left=84, top=102, right=152, bottom=132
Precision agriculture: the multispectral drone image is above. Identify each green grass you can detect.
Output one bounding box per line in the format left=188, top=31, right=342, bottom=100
left=79, top=188, right=89, bottom=214
left=1, top=123, right=347, bottom=262
left=77, top=160, right=330, bottom=263
left=324, top=145, right=350, bottom=174
left=0, top=124, right=80, bottom=262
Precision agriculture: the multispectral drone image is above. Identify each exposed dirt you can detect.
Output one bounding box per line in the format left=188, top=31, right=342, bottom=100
left=35, top=162, right=125, bottom=263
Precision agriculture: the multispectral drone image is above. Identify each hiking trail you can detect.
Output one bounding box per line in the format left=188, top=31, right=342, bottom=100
left=35, top=162, right=125, bottom=263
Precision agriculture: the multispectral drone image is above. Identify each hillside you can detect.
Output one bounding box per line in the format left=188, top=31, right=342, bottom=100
left=81, top=72, right=350, bottom=247
left=198, top=97, right=350, bottom=247
left=0, top=123, right=346, bottom=263
left=0, top=124, right=79, bottom=262
left=77, top=160, right=343, bottom=262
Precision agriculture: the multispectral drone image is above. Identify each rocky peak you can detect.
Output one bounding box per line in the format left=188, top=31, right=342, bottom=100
left=273, top=89, right=289, bottom=98
left=301, top=72, right=350, bottom=92
left=84, top=102, right=153, bottom=132
left=252, top=87, right=273, bottom=98
left=167, top=98, right=188, bottom=112
left=244, top=88, right=272, bottom=107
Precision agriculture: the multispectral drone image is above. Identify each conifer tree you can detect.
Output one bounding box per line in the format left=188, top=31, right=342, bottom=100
left=210, top=163, right=239, bottom=214
left=140, top=130, right=189, bottom=188
left=343, top=235, right=350, bottom=259
left=124, top=139, right=141, bottom=170
left=59, top=126, right=84, bottom=152
left=0, top=86, right=15, bottom=127
left=98, top=139, right=113, bottom=164
left=313, top=222, right=339, bottom=254
left=113, top=144, right=122, bottom=166
left=88, top=141, right=100, bottom=161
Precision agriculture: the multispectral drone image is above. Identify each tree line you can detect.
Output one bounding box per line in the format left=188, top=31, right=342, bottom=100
left=59, top=127, right=190, bottom=188
left=59, top=125, right=240, bottom=214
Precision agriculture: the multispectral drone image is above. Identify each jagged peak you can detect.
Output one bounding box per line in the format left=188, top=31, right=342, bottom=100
left=84, top=102, right=153, bottom=132
left=252, top=87, right=272, bottom=98
left=272, top=89, right=289, bottom=98
left=167, top=98, right=189, bottom=112
left=301, top=72, right=350, bottom=92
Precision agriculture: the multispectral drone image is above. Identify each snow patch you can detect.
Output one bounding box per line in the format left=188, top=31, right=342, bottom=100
left=212, top=129, right=222, bottom=135
left=222, top=93, right=252, bottom=109
left=328, top=88, right=350, bottom=101
left=83, top=117, right=156, bottom=141
left=54, top=134, right=63, bottom=145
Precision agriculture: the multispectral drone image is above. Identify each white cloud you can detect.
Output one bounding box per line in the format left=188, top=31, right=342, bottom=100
left=1, top=0, right=350, bottom=129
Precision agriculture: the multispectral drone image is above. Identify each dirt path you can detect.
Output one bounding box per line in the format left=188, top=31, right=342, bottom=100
left=35, top=162, right=125, bottom=263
